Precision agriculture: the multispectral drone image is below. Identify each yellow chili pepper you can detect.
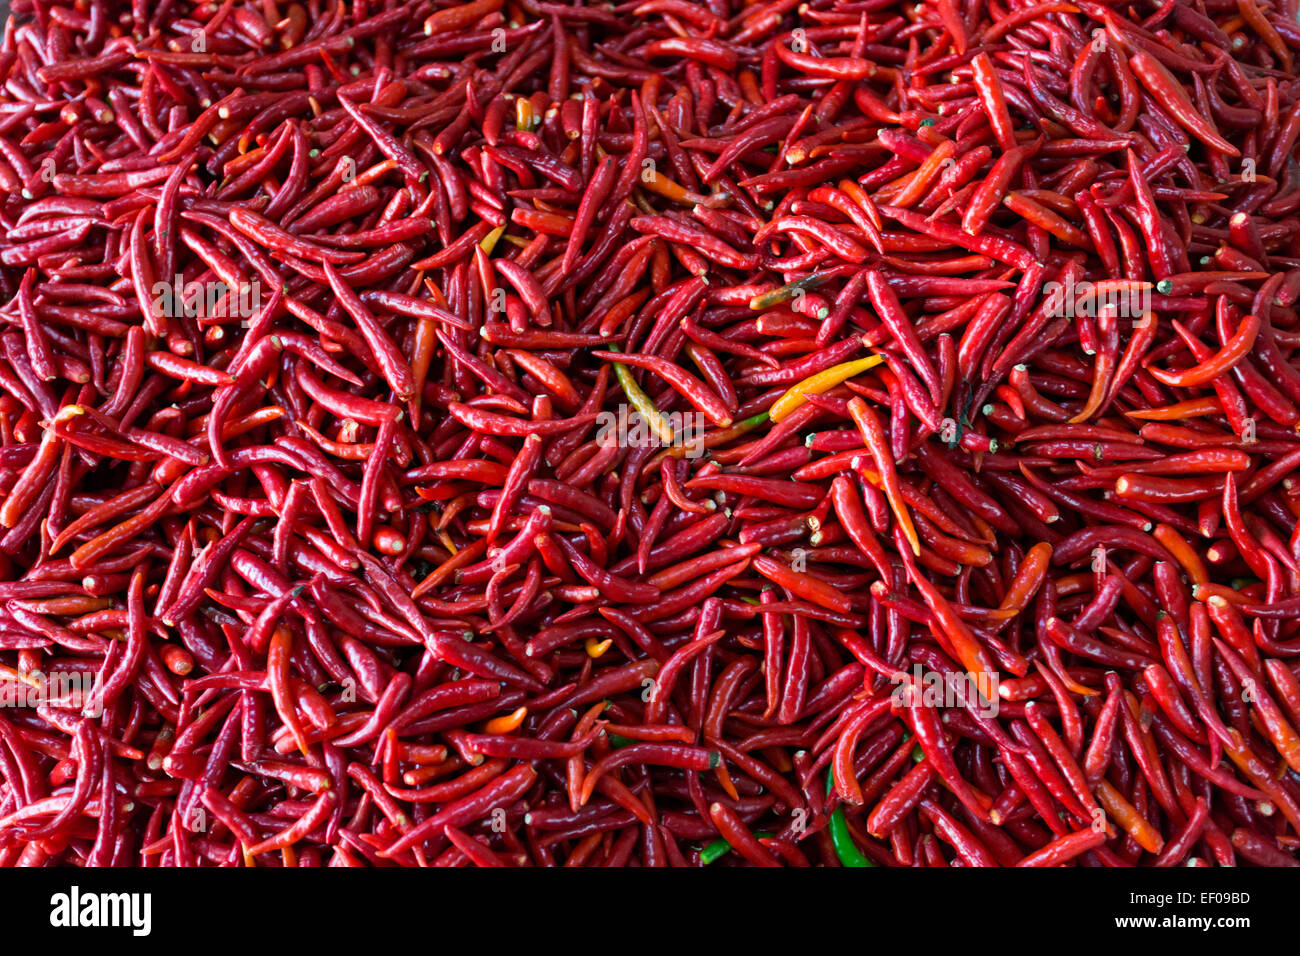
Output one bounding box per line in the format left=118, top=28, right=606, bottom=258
left=515, top=97, right=534, bottom=131
left=435, top=527, right=459, bottom=556
left=610, top=348, right=677, bottom=445
left=770, top=355, right=884, bottom=423
left=479, top=224, right=506, bottom=255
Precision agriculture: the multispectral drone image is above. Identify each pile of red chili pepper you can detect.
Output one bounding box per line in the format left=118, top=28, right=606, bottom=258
left=1, top=0, right=1300, bottom=868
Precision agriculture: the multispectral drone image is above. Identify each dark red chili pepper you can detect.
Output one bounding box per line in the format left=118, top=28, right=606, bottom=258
left=1, top=0, right=1299, bottom=872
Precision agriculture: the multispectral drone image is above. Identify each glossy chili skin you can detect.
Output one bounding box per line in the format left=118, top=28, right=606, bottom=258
left=1, top=0, right=1299, bottom=871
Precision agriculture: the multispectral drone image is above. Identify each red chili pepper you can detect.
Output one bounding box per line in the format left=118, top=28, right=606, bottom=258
left=4, top=0, right=1300, bottom=872
left=1127, top=51, right=1240, bottom=157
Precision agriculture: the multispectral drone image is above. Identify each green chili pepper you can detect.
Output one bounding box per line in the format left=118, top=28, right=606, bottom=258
left=826, top=773, right=875, bottom=867
left=699, top=837, right=732, bottom=865
left=829, top=807, right=875, bottom=866
left=609, top=346, right=677, bottom=444
left=699, top=831, right=775, bottom=866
